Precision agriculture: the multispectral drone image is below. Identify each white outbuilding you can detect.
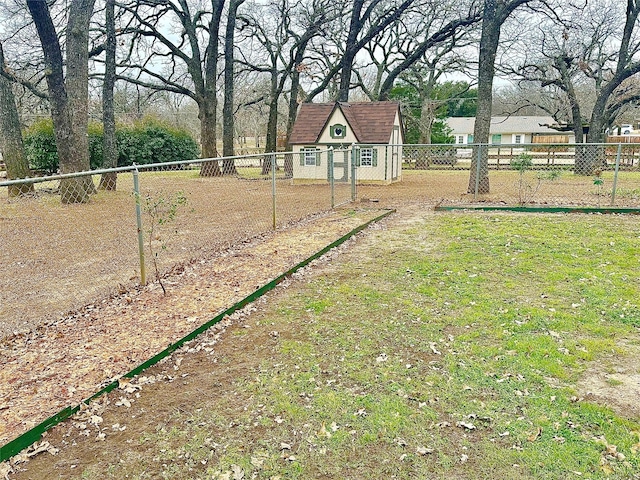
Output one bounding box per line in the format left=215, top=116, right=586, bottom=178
left=289, top=101, right=404, bottom=184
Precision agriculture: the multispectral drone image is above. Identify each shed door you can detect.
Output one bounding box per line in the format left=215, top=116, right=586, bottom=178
left=329, top=145, right=349, bottom=182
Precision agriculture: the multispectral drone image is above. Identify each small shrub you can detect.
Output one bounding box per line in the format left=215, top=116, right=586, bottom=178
left=510, top=152, right=533, bottom=172
left=142, top=190, right=188, bottom=295
left=117, top=118, right=200, bottom=167
left=511, top=152, right=561, bottom=204
left=23, top=119, right=58, bottom=174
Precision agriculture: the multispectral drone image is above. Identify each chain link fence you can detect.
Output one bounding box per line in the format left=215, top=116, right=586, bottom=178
left=0, top=150, right=350, bottom=337
left=3, top=143, right=640, bottom=337
left=355, top=143, right=640, bottom=208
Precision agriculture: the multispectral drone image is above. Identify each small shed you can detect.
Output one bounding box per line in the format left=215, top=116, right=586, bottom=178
left=289, top=101, right=403, bottom=184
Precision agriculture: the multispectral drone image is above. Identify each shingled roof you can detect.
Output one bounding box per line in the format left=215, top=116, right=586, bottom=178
left=446, top=116, right=562, bottom=134
left=289, top=101, right=401, bottom=144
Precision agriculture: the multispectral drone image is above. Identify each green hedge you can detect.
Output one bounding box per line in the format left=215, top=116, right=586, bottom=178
left=23, top=118, right=200, bottom=173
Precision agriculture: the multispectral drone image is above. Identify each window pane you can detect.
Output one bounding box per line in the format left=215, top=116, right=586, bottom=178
left=303, top=148, right=316, bottom=166
left=360, top=148, right=373, bottom=166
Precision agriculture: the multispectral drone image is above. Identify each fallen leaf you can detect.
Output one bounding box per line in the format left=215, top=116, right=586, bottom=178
left=231, top=464, right=244, bottom=480
left=89, top=415, right=103, bottom=426
left=394, top=438, right=407, bottom=447
left=25, top=441, right=59, bottom=458
left=0, top=462, right=13, bottom=480
left=527, top=427, right=542, bottom=442
left=600, top=457, right=614, bottom=475
left=457, top=421, right=476, bottom=430
left=416, top=446, right=434, bottom=455
left=317, top=423, right=332, bottom=438
left=115, top=397, right=131, bottom=408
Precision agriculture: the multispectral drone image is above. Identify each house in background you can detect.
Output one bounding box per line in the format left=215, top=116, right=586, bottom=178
left=289, top=101, right=403, bottom=184
left=445, top=116, right=575, bottom=145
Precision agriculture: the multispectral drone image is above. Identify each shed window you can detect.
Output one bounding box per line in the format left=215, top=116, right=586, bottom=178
left=491, top=134, right=502, bottom=144
left=456, top=135, right=465, bottom=144
left=300, top=147, right=320, bottom=166
left=357, top=146, right=377, bottom=167
left=360, top=148, right=373, bottom=167
left=513, top=134, right=523, bottom=144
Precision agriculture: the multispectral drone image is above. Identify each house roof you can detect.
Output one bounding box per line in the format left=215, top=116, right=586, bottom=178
left=445, top=116, right=563, bottom=135
left=289, top=101, right=401, bottom=144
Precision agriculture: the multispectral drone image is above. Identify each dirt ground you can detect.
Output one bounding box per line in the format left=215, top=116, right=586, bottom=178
left=0, top=207, right=388, bottom=450
left=576, top=341, right=640, bottom=419
left=3, top=206, right=640, bottom=480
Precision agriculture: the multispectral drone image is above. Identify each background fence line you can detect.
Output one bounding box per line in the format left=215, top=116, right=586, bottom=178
left=2, top=143, right=640, bottom=337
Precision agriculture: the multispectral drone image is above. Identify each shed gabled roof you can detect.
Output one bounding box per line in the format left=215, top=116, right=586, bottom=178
left=289, top=101, right=401, bottom=144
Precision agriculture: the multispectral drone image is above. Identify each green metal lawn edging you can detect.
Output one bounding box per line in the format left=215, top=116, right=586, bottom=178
left=435, top=205, right=640, bottom=215
left=0, top=208, right=395, bottom=463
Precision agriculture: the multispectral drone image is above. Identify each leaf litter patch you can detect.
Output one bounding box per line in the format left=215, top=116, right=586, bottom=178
left=2, top=213, right=387, bottom=479
left=0, top=208, right=388, bottom=452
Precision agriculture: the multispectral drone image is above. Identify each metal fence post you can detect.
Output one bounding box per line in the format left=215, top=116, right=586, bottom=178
left=271, top=153, right=277, bottom=229
left=132, top=167, right=146, bottom=285
left=329, top=148, right=335, bottom=208
left=474, top=144, right=482, bottom=201
left=351, top=144, right=357, bottom=202
left=611, top=143, right=622, bottom=206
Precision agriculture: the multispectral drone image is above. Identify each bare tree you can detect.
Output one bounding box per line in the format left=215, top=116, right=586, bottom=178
left=376, top=2, right=480, bottom=100
left=468, top=0, right=546, bottom=194
left=508, top=0, right=640, bottom=173
left=237, top=0, right=334, bottom=169
left=354, top=1, right=477, bottom=144
left=117, top=0, right=226, bottom=175
left=222, top=0, right=245, bottom=168
left=99, top=0, right=117, bottom=190
left=303, top=0, right=414, bottom=102
left=27, top=0, right=97, bottom=203
left=0, top=41, right=33, bottom=197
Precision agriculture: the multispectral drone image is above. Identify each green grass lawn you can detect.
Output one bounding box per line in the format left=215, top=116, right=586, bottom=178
left=51, top=212, right=640, bottom=479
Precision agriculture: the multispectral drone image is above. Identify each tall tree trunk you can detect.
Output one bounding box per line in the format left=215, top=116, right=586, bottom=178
left=99, top=0, right=117, bottom=190
left=27, top=0, right=96, bottom=203
left=467, top=2, right=500, bottom=194
left=221, top=0, right=244, bottom=174
left=200, top=0, right=225, bottom=177
left=0, top=44, right=33, bottom=197
left=199, top=98, right=222, bottom=176
left=261, top=69, right=279, bottom=175
left=415, top=98, right=435, bottom=169
left=336, top=0, right=365, bottom=102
